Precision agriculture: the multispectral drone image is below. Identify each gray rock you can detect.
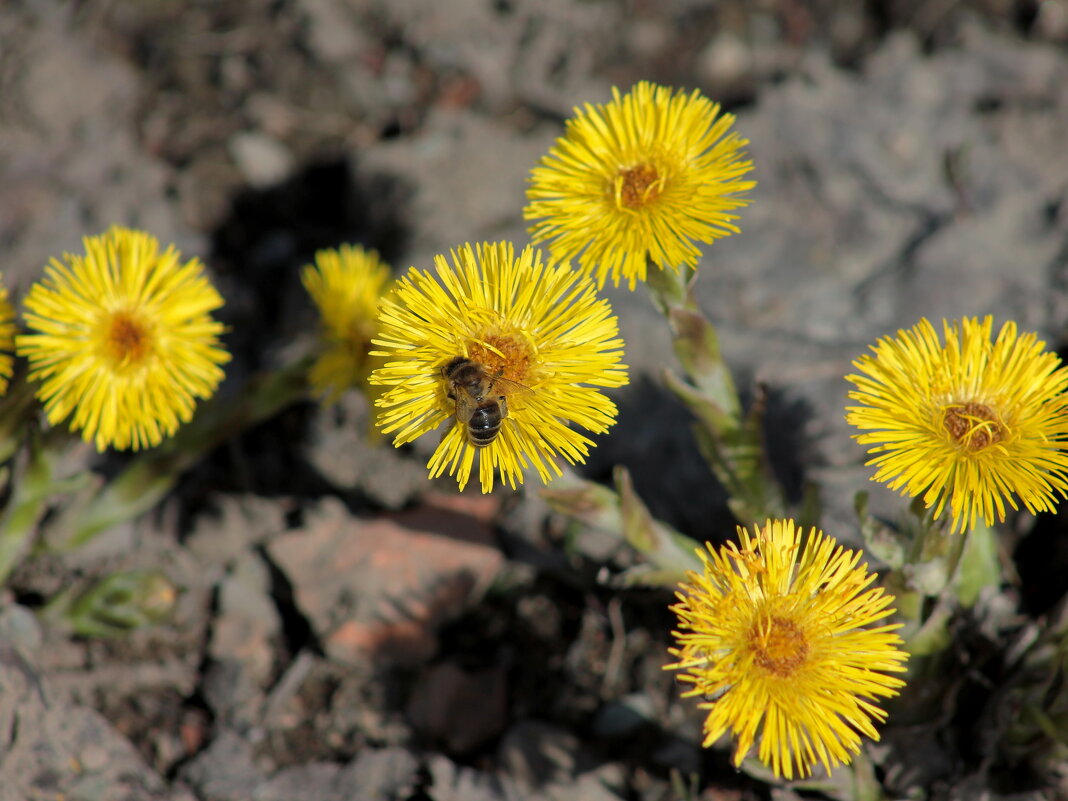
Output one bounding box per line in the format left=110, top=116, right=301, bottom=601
left=0, top=641, right=172, bottom=800
left=251, top=763, right=341, bottom=801
left=177, top=729, right=268, bottom=801
left=228, top=132, right=296, bottom=190
left=358, top=108, right=554, bottom=274
left=303, top=391, right=429, bottom=508
left=0, top=8, right=194, bottom=291
left=335, top=747, right=419, bottom=800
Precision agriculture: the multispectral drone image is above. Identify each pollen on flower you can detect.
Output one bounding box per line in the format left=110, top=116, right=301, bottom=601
left=467, top=331, right=536, bottom=386
left=846, top=316, right=1068, bottom=532
left=525, top=81, right=755, bottom=289
left=665, top=519, right=908, bottom=779
left=17, top=225, right=230, bottom=451
left=617, top=163, right=662, bottom=209
left=106, top=312, right=152, bottom=366
left=749, top=616, right=808, bottom=677
left=942, top=402, right=1004, bottom=451
left=370, top=241, right=628, bottom=492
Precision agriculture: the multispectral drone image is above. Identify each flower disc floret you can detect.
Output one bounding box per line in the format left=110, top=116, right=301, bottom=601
left=370, top=241, right=628, bottom=492
left=524, top=81, right=755, bottom=289
left=846, top=316, right=1068, bottom=533
left=665, top=520, right=908, bottom=780
left=16, top=226, right=230, bottom=451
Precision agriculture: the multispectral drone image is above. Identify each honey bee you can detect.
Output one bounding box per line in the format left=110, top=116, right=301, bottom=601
left=441, top=356, right=532, bottom=447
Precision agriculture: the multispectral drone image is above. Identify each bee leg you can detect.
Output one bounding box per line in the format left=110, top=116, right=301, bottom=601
left=499, top=396, right=508, bottom=419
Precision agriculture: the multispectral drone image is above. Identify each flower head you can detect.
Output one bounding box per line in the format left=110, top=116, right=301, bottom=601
left=524, top=81, right=755, bottom=289
left=370, top=241, right=628, bottom=492
left=16, top=226, right=230, bottom=451
left=0, top=276, right=15, bottom=396
left=301, top=244, right=392, bottom=403
left=846, top=317, right=1068, bottom=534
left=665, top=519, right=908, bottom=780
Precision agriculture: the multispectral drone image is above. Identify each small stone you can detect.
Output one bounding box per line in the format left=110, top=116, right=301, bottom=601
left=0, top=603, right=43, bottom=654
left=696, top=32, right=753, bottom=91
left=177, top=729, right=266, bottom=801
left=78, top=744, right=110, bottom=771
left=337, top=747, right=419, bottom=798
left=186, top=495, right=286, bottom=565
left=267, top=499, right=503, bottom=666
left=251, top=763, right=341, bottom=801
left=228, top=131, right=294, bottom=189
left=210, top=551, right=280, bottom=685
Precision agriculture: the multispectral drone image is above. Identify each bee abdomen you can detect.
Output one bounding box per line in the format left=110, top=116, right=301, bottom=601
left=467, top=405, right=501, bottom=447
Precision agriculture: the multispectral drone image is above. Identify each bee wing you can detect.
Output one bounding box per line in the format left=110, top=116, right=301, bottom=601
left=452, top=389, right=476, bottom=423
left=489, top=375, right=535, bottom=397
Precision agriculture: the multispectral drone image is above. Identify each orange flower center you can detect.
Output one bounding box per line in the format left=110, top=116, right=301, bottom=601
left=943, top=402, right=1004, bottom=451
left=105, top=310, right=153, bottom=366
left=467, top=331, right=535, bottom=386
left=617, top=163, right=662, bottom=209
left=748, top=615, right=809, bottom=677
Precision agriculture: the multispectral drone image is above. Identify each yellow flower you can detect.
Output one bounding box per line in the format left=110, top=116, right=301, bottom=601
left=16, top=226, right=230, bottom=451
left=665, top=520, right=908, bottom=780
left=370, top=241, right=628, bottom=492
left=301, top=244, right=392, bottom=403
left=524, top=81, right=755, bottom=290
left=846, top=317, right=1068, bottom=534
left=0, top=276, right=15, bottom=396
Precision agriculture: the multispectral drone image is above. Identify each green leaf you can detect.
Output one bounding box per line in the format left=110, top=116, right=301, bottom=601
left=953, top=522, right=1000, bottom=607
left=57, top=570, right=178, bottom=638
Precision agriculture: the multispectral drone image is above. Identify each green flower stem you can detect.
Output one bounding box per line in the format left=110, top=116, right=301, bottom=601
left=50, top=357, right=312, bottom=550
left=849, top=750, right=888, bottom=801
left=900, top=521, right=999, bottom=658
left=644, top=262, right=698, bottom=314
left=903, top=522, right=968, bottom=657
left=0, top=373, right=39, bottom=465
left=857, top=495, right=994, bottom=658
left=0, top=428, right=73, bottom=585
left=613, top=465, right=704, bottom=583
left=953, top=521, right=1001, bottom=607
left=541, top=466, right=701, bottom=586
left=645, top=259, right=786, bottom=525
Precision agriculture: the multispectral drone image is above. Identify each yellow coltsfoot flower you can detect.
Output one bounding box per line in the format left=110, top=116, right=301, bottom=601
left=16, top=226, right=230, bottom=451
left=301, top=244, right=392, bottom=403
left=666, top=519, right=908, bottom=780
left=846, top=316, right=1068, bottom=534
left=524, top=81, right=755, bottom=289
left=370, top=241, right=628, bottom=492
left=0, top=276, right=15, bottom=395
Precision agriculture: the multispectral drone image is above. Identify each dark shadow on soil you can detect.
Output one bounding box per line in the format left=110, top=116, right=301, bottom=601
left=580, top=375, right=811, bottom=542
left=1014, top=511, right=1068, bottom=617
left=173, top=158, right=413, bottom=511
left=431, top=575, right=772, bottom=798
left=209, top=156, right=411, bottom=371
